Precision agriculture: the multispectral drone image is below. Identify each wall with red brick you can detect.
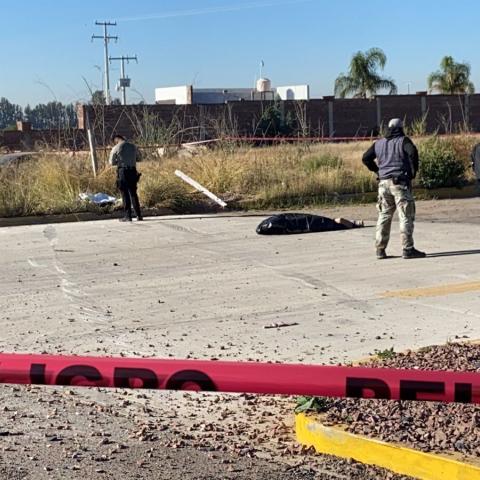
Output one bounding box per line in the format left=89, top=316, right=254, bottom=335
left=0, top=129, right=86, bottom=151
left=378, top=95, right=424, bottom=129
left=4, top=95, right=480, bottom=151
left=80, top=95, right=479, bottom=144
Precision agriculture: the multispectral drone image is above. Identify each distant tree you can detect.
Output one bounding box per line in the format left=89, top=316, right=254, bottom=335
left=26, top=102, right=77, bottom=129
left=0, top=97, right=23, bottom=129
left=90, top=90, right=121, bottom=106
left=334, top=48, right=397, bottom=98
left=24, top=104, right=33, bottom=122
left=0, top=98, right=78, bottom=130
left=428, top=56, right=475, bottom=94
left=91, top=90, right=106, bottom=105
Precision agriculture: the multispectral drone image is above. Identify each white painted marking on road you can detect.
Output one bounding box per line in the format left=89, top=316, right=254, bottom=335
left=28, top=258, right=45, bottom=268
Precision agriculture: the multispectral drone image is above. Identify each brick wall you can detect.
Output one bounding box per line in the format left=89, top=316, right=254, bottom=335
left=4, top=95, right=480, bottom=151
left=378, top=95, right=423, bottom=130
left=79, top=95, right=480, bottom=145
left=0, top=128, right=86, bottom=151
left=329, top=99, right=378, bottom=137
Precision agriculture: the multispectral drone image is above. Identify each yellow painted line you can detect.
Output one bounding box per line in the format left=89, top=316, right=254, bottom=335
left=296, top=413, right=480, bottom=480
left=381, top=281, right=480, bottom=299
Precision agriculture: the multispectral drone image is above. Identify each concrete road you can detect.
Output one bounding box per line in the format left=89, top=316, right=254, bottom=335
left=0, top=202, right=479, bottom=479
left=1, top=208, right=479, bottom=364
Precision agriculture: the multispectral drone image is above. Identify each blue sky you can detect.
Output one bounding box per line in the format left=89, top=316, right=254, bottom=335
left=2, top=0, right=480, bottom=106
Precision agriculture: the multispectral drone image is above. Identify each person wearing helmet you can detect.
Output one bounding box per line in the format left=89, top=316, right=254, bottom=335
left=362, top=118, right=426, bottom=260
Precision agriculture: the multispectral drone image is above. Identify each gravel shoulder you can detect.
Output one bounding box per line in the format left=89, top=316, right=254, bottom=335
left=0, top=385, right=412, bottom=480
left=322, top=343, right=480, bottom=462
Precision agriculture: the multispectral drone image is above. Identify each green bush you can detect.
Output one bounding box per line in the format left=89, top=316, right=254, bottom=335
left=418, top=137, right=466, bottom=189
left=256, top=101, right=294, bottom=137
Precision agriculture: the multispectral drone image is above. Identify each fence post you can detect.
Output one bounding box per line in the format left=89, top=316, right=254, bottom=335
left=325, top=98, right=334, bottom=138
left=465, top=94, right=470, bottom=129
left=85, top=108, right=98, bottom=178
left=420, top=95, right=427, bottom=116
left=376, top=97, right=382, bottom=129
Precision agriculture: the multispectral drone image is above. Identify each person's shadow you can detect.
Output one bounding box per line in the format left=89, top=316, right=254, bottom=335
left=427, top=249, right=480, bottom=258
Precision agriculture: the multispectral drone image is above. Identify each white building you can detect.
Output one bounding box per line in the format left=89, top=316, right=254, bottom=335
left=155, top=81, right=310, bottom=105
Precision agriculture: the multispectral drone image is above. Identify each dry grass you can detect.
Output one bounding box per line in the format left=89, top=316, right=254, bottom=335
left=0, top=154, right=117, bottom=217
left=0, top=136, right=477, bottom=217
left=177, top=142, right=378, bottom=208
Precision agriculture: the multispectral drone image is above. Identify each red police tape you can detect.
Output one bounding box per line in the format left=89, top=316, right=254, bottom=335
left=0, top=353, right=478, bottom=404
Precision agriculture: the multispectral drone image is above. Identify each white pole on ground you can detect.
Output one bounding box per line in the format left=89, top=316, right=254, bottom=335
left=174, top=170, right=227, bottom=208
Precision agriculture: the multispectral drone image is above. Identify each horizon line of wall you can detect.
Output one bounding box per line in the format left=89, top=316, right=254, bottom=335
left=76, top=93, right=479, bottom=144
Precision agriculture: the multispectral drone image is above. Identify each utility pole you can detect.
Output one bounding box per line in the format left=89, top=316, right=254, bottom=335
left=92, top=21, right=118, bottom=105
left=109, top=55, right=138, bottom=105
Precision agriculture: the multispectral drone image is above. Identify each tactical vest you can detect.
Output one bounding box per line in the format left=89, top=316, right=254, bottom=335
left=374, top=137, right=410, bottom=180
left=116, top=142, right=137, bottom=168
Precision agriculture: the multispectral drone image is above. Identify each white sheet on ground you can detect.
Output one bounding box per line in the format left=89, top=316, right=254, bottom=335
left=79, top=192, right=118, bottom=205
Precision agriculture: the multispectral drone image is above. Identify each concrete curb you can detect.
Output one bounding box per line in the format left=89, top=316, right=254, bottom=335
left=1, top=184, right=477, bottom=228
left=295, top=413, right=480, bottom=480
left=343, top=184, right=478, bottom=204
left=0, top=208, right=176, bottom=228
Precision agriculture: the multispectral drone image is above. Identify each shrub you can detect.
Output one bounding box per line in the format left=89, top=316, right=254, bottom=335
left=295, top=396, right=330, bottom=414
left=417, top=137, right=466, bottom=189
left=405, top=112, right=429, bottom=137
left=256, top=101, right=294, bottom=137
left=446, top=135, right=478, bottom=166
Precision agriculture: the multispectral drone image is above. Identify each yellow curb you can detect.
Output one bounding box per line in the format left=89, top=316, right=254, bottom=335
left=381, top=281, right=480, bottom=299
left=295, top=413, right=480, bottom=480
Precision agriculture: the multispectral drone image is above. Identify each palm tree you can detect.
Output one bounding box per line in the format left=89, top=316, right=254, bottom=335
left=428, top=56, right=475, bottom=94
left=334, top=48, right=397, bottom=98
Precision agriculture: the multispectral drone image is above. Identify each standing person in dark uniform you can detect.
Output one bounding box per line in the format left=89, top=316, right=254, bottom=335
left=362, top=118, right=426, bottom=260
left=109, top=134, right=143, bottom=222
left=471, top=142, right=480, bottom=193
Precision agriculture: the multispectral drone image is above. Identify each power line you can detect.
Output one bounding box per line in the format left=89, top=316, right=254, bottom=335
left=109, top=55, right=138, bottom=105
left=92, top=21, right=118, bottom=105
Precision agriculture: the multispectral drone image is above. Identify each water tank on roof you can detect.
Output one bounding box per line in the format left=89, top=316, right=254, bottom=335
left=256, top=78, right=272, bottom=93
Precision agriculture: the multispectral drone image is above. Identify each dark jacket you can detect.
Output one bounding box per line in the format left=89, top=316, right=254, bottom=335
left=362, top=127, right=419, bottom=180
left=471, top=143, right=480, bottom=180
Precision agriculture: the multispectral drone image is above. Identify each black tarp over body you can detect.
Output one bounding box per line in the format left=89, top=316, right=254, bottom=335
left=256, top=213, right=348, bottom=235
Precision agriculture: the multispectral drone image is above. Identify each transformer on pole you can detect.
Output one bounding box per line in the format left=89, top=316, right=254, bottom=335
left=109, top=55, right=138, bottom=105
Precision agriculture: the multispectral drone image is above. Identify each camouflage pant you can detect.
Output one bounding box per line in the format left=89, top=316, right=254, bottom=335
left=376, top=179, right=416, bottom=250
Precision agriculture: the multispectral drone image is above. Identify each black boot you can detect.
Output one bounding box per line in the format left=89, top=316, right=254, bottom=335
left=403, top=247, right=426, bottom=259
left=376, top=248, right=387, bottom=260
